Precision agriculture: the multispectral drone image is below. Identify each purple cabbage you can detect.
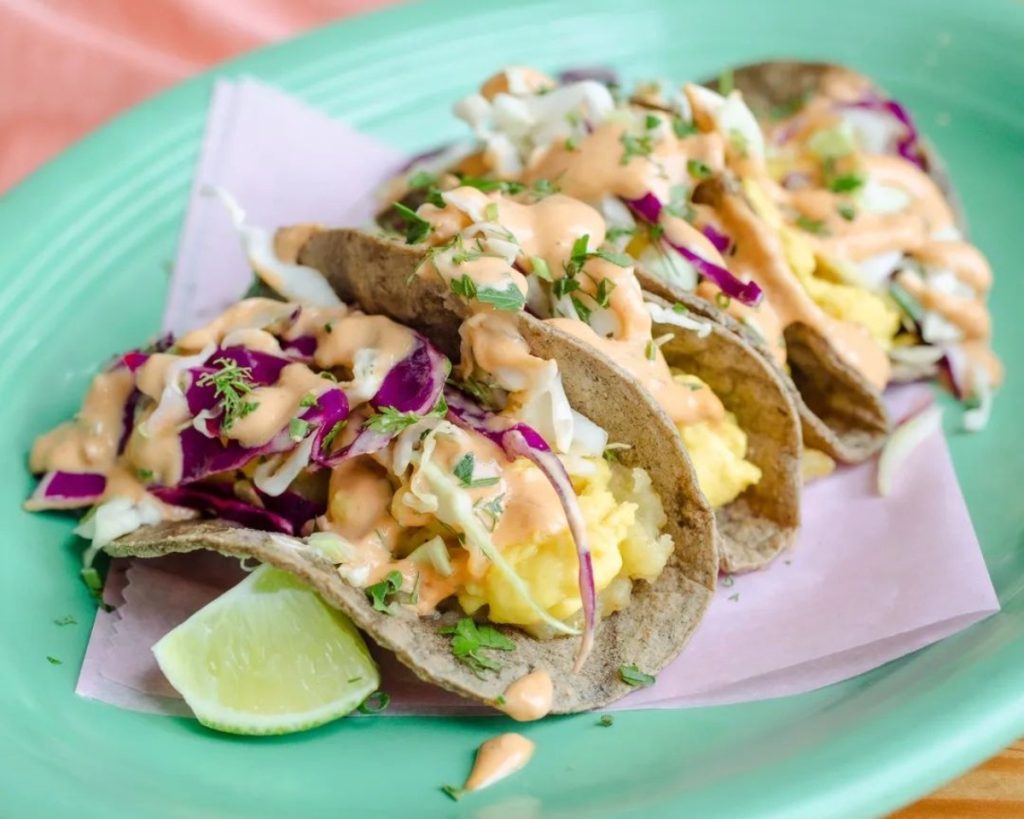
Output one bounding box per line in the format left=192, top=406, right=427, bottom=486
left=257, top=488, right=326, bottom=534
left=320, top=337, right=448, bottom=466
left=625, top=194, right=764, bottom=305
left=843, top=95, right=926, bottom=170
left=184, top=346, right=291, bottom=421
left=179, top=386, right=350, bottom=485
left=701, top=224, right=732, bottom=254
left=151, top=485, right=295, bottom=534
left=26, top=471, right=107, bottom=511
left=281, top=335, right=317, bottom=360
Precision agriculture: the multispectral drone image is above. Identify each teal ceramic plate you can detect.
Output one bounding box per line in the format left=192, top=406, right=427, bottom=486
left=1, top=1, right=1022, bottom=816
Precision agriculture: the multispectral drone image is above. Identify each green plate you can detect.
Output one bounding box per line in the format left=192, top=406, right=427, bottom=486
left=2, top=0, right=1022, bottom=816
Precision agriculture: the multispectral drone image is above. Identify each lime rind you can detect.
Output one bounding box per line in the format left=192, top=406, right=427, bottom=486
left=153, top=564, right=380, bottom=735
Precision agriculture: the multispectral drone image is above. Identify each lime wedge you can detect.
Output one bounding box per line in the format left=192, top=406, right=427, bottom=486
left=153, top=563, right=380, bottom=735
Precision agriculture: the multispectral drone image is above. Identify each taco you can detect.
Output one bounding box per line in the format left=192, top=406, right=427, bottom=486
left=709, top=60, right=1001, bottom=429
left=27, top=286, right=716, bottom=714
left=377, top=65, right=893, bottom=463
left=299, top=208, right=800, bottom=573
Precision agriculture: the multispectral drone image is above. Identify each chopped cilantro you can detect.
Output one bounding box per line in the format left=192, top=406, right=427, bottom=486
left=645, top=340, right=657, bottom=361
left=53, top=615, right=77, bottom=626
left=196, top=357, right=259, bottom=431
left=475, top=494, right=505, bottom=531
left=644, top=113, right=661, bottom=130
left=454, top=376, right=497, bottom=409
left=324, top=321, right=334, bottom=333
left=571, top=296, right=593, bottom=323
left=620, top=132, right=654, bottom=165
left=438, top=617, right=515, bottom=676
left=672, top=302, right=689, bottom=314
left=552, top=276, right=581, bottom=298
left=728, top=592, right=740, bottom=602
left=484, top=202, right=499, bottom=222
left=570, top=233, right=590, bottom=264
left=452, top=452, right=501, bottom=489
left=136, top=468, right=154, bottom=482
left=532, top=178, right=558, bottom=197
left=46, top=656, right=62, bottom=666
left=392, top=202, right=432, bottom=244
left=441, top=785, right=466, bottom=802
left=838, top=204, right=857, bottom=222
left=721, top=574, right=735, bottom=587
left=449, top=274, right=478, bottom=300
left=598, top=715, right=614, bottom=727
left=794, top=214, right=829, bottom=236
left=718, top=68, right=735, bottom=96
left=408, top=170, right=436, bottom=189
left=715, top=292, right=732, bottom=309
left=425, top=186, right=446, bottom=208
left=496, top=695, right=507, bottom=706
left=531, top=256, right=552, bottom=281
left=364, top=406, right=422, bottom=435
left=594, top=248, right=632, bottom=267
left=456, top=175, right=525, bottom=195
left=477, top=284, right=526, bottom=312
left=687, top=159, right=712, bottom=179
left=321, top=419, right=346, bottom=450
left=673, top=117, right=698, bottom=138
left=606, top=226, right=636, bottom=242
left=299, top=391, right=319, bottom=408
left=595, top=277, right=616, bottom=308
left=618, top=664, right=655, bottom=687
left=827, top=172, right=866, bottom=194
left=365, top=571, right=405, bottom=614
left=564, top=136, right=579, bottom=151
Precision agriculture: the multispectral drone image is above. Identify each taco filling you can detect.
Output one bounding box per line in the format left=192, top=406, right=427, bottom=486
left=26, top=297, right=677, bottom=671
left=742, top=63, right=1001, bottom=427
left=406, top=184, right=764, bottom=511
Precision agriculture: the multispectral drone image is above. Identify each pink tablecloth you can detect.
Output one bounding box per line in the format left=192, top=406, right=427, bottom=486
left=0, top=0, right=398, bottom=193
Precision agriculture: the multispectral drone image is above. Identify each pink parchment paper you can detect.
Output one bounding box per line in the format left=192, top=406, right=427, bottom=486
left=77, top=78, right=999, bottom=716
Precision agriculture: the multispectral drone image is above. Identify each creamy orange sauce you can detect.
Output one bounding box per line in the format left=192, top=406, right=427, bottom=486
left=762, top=79, right=1000, bottom=391
left=463, top=733, right=535, bottom=793
left=418, top=191, right=724, bottom=425
left=226, top=363, right=325, bottom=449
left=480, top=66, right=555, bottom=100
left=716, top=187, right=892, bottom=388
left=31, top=367, right=134, bottom=476
left=499, top=670, right=553, bottom=721
left=549, top=317, right=724, bottom=425
left=123, top=407, right=185, bottom=486
left=314, top=314, right=417, bottom=386
left=177, top=298, right=296, bottom=352
left=525, top=115, right=725, bottom=206
left=274, top=223, right=324, bottom=265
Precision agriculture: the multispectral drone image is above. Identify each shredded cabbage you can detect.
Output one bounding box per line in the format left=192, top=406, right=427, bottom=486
left=75, top=496, right=163, bottom=566
left=645, top=301, right=712, bottom=337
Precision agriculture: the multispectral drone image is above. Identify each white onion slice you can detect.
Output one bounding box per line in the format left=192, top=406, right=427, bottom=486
left=877, top=405, right=943, bottom=496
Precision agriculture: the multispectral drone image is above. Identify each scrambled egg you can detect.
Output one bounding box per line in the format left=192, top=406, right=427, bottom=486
left=458, top=457, right=673, bottom=628
left=671, top=372, right=762, bottom=508
left=743, top=179, right=900, bottom=348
